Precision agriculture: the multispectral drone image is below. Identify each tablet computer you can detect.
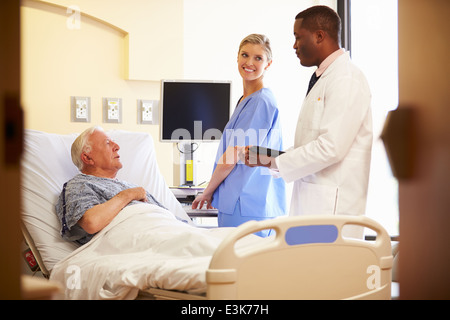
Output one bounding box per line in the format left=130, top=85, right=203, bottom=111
left=249, top=146, right=285, bottom=158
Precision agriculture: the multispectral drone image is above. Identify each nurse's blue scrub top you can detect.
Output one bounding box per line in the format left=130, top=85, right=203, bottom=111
left=211, top=88, right=286, bottom=223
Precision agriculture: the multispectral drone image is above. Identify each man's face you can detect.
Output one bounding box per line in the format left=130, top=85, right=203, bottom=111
left=85, top=130, right=122, bottom=174
left=293, top=19, right=319, bottom=67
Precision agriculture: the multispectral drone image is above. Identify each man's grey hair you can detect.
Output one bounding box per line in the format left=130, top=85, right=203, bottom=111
left=71, top=126, right=104, bottom=171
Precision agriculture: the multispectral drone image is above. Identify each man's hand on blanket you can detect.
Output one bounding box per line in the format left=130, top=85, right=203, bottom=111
left=119, top=187, right=148, bottom=203
left=78, top=187, right=148, bottom=234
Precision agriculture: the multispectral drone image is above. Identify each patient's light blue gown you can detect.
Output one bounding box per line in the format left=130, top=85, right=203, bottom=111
left=211, top=88, right=286, bottom=237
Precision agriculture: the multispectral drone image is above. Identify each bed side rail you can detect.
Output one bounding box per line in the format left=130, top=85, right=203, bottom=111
left=206, top=215, right=393, bottom=300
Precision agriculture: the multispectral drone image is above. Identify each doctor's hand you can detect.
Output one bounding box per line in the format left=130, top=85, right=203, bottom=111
left=243, top=146, right=274, bottom=168
left=192, top=192, right=214, bottom=210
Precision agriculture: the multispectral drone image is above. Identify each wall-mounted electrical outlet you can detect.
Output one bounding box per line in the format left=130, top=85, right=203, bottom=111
left=103, top=97, right=122, bottom=123
left=137, top=100, right=159, bottom=124
left=71, top=96, right=90, bottom=122
left=142, top=102, right=153, bottom=122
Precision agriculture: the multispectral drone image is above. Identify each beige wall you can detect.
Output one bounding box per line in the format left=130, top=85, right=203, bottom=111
left=21, top=0, right=334, bottom=187
left=21, top=0, right=184, bottom=184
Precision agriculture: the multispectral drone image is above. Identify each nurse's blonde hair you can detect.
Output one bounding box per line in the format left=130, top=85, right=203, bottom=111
left=71, top=126, right=103, bottom=171
left=238, top=34, right=273, bottom=62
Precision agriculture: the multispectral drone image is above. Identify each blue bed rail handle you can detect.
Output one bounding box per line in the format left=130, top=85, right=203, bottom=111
left=208, top=215, right=392, bottom=271
left=285, top=225, right=338, bottom=246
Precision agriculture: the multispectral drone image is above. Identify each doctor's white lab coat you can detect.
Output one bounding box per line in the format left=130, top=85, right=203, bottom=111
left=276, top=52, right=372, bottom=238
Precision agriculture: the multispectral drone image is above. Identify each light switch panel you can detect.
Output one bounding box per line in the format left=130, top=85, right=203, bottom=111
left=137, top=99, right=158, bottom=125
left=71, top=96, right=90, bottom=122
left=103, top=97, right=122, bottom=123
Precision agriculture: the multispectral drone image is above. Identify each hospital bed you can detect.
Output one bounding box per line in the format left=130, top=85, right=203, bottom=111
left=21, top=129, right=393, bottom=299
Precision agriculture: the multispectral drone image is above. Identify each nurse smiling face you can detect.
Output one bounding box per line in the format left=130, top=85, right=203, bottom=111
left=236, top=34, right=273, bottom=100
left=237, top=43, right=272, bottom=82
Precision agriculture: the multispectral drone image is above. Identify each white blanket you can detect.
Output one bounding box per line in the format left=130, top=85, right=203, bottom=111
left=50, top=203, right=253, bottom=300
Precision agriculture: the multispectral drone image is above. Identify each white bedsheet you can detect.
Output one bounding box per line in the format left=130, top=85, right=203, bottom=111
left=50, top=203, right=256, bottom=300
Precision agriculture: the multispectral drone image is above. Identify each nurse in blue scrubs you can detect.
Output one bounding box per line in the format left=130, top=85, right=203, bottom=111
left=192, top=34, right=286, bottom=236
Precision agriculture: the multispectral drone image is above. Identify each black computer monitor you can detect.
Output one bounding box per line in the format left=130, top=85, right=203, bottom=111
left=160, top=80, right=231, bottom=142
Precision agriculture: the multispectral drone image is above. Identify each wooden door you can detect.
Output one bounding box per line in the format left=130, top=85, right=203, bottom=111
left=397, top=0, right=450, bottom=299
left=0, top=0, right=22, bottom=299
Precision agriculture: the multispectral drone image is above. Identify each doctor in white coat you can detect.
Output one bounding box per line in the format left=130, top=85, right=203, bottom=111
left=245, top=6, right=372, bottom=239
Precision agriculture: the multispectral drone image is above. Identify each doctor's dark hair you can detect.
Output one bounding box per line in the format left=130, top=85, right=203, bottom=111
left=295, top=5, right=341, bottom=45
left=238, top=34, right=273, bottom=62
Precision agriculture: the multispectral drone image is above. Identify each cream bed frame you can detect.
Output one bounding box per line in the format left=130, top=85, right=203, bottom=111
left=21, top=129, right=392, bottom=300
left=143, top=215, right=393, bottom=300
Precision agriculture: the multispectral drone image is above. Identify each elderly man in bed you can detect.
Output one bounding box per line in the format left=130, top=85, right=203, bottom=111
left=55, top=126, right=169, bottom=245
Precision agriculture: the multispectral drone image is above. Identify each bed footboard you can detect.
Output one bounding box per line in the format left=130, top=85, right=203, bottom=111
left=206, top=215, right=393, bottom=300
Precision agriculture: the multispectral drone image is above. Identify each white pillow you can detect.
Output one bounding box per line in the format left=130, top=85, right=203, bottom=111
left=21, top=129, right=190, bottom=272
